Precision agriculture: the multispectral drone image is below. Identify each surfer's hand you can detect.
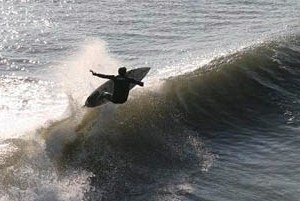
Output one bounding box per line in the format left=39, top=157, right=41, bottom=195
left=90, top=70, right=95, bottom=75
left=140, top=82, right=144, bottom=87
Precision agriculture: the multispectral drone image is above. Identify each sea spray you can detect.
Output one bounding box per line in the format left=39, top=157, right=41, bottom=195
left=54, top=39, right=121, bottom=107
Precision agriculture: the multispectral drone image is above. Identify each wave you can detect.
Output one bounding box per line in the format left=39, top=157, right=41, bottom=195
left=39, top=34, right=300, bottom=200
left=162, top=35, right=300, bottom=130
left=1, top=34, right=299, bottom=199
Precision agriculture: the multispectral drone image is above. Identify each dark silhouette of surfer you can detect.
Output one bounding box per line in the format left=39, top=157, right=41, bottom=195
left=89, top=67, right=144, bottom=104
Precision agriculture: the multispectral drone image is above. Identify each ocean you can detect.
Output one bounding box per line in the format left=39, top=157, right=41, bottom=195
left=0, top=0, right=299, bottom=200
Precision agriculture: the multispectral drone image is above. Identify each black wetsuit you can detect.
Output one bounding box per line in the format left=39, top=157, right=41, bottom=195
left=94, top=74, right=143, bottom=104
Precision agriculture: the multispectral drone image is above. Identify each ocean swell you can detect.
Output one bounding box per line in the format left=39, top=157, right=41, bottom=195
left=163, top=35, right=300, bottom=130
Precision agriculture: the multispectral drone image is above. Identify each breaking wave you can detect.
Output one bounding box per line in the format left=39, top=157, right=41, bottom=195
left=1, top=34, right=299, bottom=200
left=42, top=34, right=300, bottom=200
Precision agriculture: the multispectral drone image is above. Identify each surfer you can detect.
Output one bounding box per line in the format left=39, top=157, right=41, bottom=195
left=89, top=67, right=144, bottom=104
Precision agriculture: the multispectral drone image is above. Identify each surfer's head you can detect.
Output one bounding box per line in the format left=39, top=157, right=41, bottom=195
left=118, top=67, right=127, bottom=76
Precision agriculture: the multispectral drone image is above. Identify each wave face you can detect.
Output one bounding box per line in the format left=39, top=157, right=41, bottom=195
left=39, top=35, right=300, bottom=200
left=163, top=35, right=300, bottom=130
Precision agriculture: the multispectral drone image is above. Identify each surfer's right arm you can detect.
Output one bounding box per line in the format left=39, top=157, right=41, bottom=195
left=90, top=70, right=114, bottom=79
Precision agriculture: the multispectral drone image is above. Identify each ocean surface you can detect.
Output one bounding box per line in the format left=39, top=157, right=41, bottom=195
left=0, top=0, right=300, bottom=200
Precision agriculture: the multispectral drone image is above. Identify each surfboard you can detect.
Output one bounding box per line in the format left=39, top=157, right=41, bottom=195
left=85, top=67, right=150, bottom=107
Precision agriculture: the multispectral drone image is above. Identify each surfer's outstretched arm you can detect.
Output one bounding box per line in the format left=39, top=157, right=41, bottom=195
left=90, top=70, right=114, bottom=79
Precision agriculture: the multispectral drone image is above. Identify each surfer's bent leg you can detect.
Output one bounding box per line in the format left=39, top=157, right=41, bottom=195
left=102, top=92, right=113, bottom=102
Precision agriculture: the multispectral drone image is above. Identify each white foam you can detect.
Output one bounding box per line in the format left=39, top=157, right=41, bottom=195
left=53, top=39, right=121, bottom=106
left=0, top=76, right=68, bottom=138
